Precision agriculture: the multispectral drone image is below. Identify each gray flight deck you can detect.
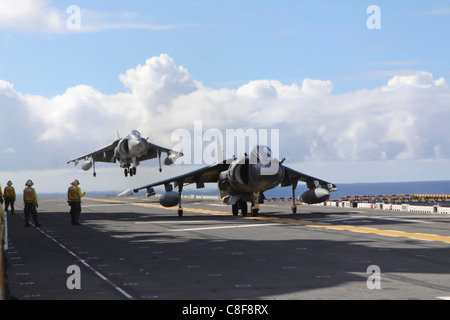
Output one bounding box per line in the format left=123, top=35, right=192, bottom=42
left=4, top=196, right=450, bottom=300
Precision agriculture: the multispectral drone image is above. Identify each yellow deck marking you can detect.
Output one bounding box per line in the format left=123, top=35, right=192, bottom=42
left=85, top=198, right=450, bottom=244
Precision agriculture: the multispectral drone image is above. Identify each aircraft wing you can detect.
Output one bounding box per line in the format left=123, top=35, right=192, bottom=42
left=281, top=165, right=337, bottom=191
left=139, top=141, right=184, bottom=161
left=67, top=139, right=120, bottom=164
left=133, top=161, right=231, bottom=193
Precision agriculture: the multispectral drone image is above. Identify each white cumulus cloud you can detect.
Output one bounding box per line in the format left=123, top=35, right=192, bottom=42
left=384, top=71, right=445, bottom=90
left=0, top=0, right=65, bottom=32
left=0, top=1, right=202, bottom=34
left=1, top=53, right=450, bottom=191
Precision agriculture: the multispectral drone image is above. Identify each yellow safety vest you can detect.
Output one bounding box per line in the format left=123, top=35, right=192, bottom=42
left=4, top=186, right=15, bottom=198
left=23, top=187, right=38, bottom=204
left=67, top=186, right=84, bottom=202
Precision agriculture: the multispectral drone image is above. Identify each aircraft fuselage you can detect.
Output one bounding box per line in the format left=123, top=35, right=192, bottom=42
left=218, top=156, right=284, bottom=198
left=114, top=130, right=149, bottom=168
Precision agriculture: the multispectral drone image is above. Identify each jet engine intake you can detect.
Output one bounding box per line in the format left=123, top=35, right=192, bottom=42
left=115, top=139, right=130, bottom=158
left=159, top=191, right=180, bottom=207
left=228, top=161, right=250, bottom=187
left=82, top=160, right=93, bottom=171
left=299, top=188, right=330, bottom=204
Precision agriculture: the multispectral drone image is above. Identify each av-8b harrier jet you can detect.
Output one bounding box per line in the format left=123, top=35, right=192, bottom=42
left=67, top=130, right=183, bottom=177
left=133, top=145, right=337, bottom=217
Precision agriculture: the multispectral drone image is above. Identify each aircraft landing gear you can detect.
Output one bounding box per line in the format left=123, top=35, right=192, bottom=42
left=291, top=179, right=299, bottom=214
left=232, top=200, right=248, bottom=216
left=232, top=204, right=238, bottom=216
left=177, top=182, right=184, bottom=217
left=158, top=150, right=162, bottom=172
left=124, top=167, right=137, bottom=177
left=239, top=200, right=248, bottom=216
left=92, top=161, right=97, bottom=177
left=251, top=204, right=259, bottom=217
left=251, top=192, right=261, bottom=217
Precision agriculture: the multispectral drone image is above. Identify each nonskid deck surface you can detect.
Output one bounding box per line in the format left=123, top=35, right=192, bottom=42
left=4, top=196, right=450, bottom=300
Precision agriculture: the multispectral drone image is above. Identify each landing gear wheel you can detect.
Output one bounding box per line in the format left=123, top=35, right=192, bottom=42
left=178, top=209, right=183, bottom=217
left=232, top=204, right=239, bottom=216
left=133, top=167, right=137, bottom=175
left=291, top=205, right=297, bottom=214
left=251, top=203, right=259, bottom=217
left=124, top=168, right=128, bottom=177
left=238, top=200, right=248, bottom=216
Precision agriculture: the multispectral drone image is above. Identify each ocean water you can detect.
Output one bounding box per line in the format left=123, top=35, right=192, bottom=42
left=264, top=180, right=450, bottom=201
left=34, top=180, right=450, bottom=201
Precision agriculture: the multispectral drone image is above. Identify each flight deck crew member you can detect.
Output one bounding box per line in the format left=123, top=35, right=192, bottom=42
left=23, top=180, right=41, bottom=227
left=0, top=203, right=4, bottom=225
left=4, top=181, right=16, bottom=215
left=67, top=179, right=86, bottom=225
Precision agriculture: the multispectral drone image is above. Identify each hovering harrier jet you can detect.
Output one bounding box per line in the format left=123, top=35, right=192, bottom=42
left=67, top=130, right=183, bottom=177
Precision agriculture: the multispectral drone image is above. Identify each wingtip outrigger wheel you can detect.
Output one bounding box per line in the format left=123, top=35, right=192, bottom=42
left=92, top=161, right=97, bottom=177
left=177, top=180, right=184, bottom=217
left=291, top=178, right=298, bottom=214
left=158, top=150, right=162, bottom=173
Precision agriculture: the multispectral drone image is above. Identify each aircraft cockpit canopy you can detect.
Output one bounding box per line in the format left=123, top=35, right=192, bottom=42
left=128, top=130, right=142, bottom=139
left=250, top=145, right=273, bottom=163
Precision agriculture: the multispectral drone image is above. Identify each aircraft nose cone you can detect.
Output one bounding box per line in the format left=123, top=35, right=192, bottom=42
left=249, top=161, right=284, bottom=191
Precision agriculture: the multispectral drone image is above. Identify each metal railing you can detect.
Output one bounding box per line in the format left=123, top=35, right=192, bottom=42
left=340, top=194, right=450, bottom=203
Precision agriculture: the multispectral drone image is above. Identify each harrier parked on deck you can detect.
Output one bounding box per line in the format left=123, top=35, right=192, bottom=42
left=133, top=145, right=336, bottom=216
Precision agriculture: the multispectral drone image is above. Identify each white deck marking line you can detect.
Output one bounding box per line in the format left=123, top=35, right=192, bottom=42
left=16, top=214, right=135, bottom=300
left=172, top=223, right=279, bottom=232
left=82, top=204, right=126, bottom=208
left=135, top=220, right=212, bottom=224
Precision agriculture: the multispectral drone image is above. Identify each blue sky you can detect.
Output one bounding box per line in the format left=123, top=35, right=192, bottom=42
left=0, top=1, right=450, bottom=193
left=1, top=1, right=449, bottom=96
